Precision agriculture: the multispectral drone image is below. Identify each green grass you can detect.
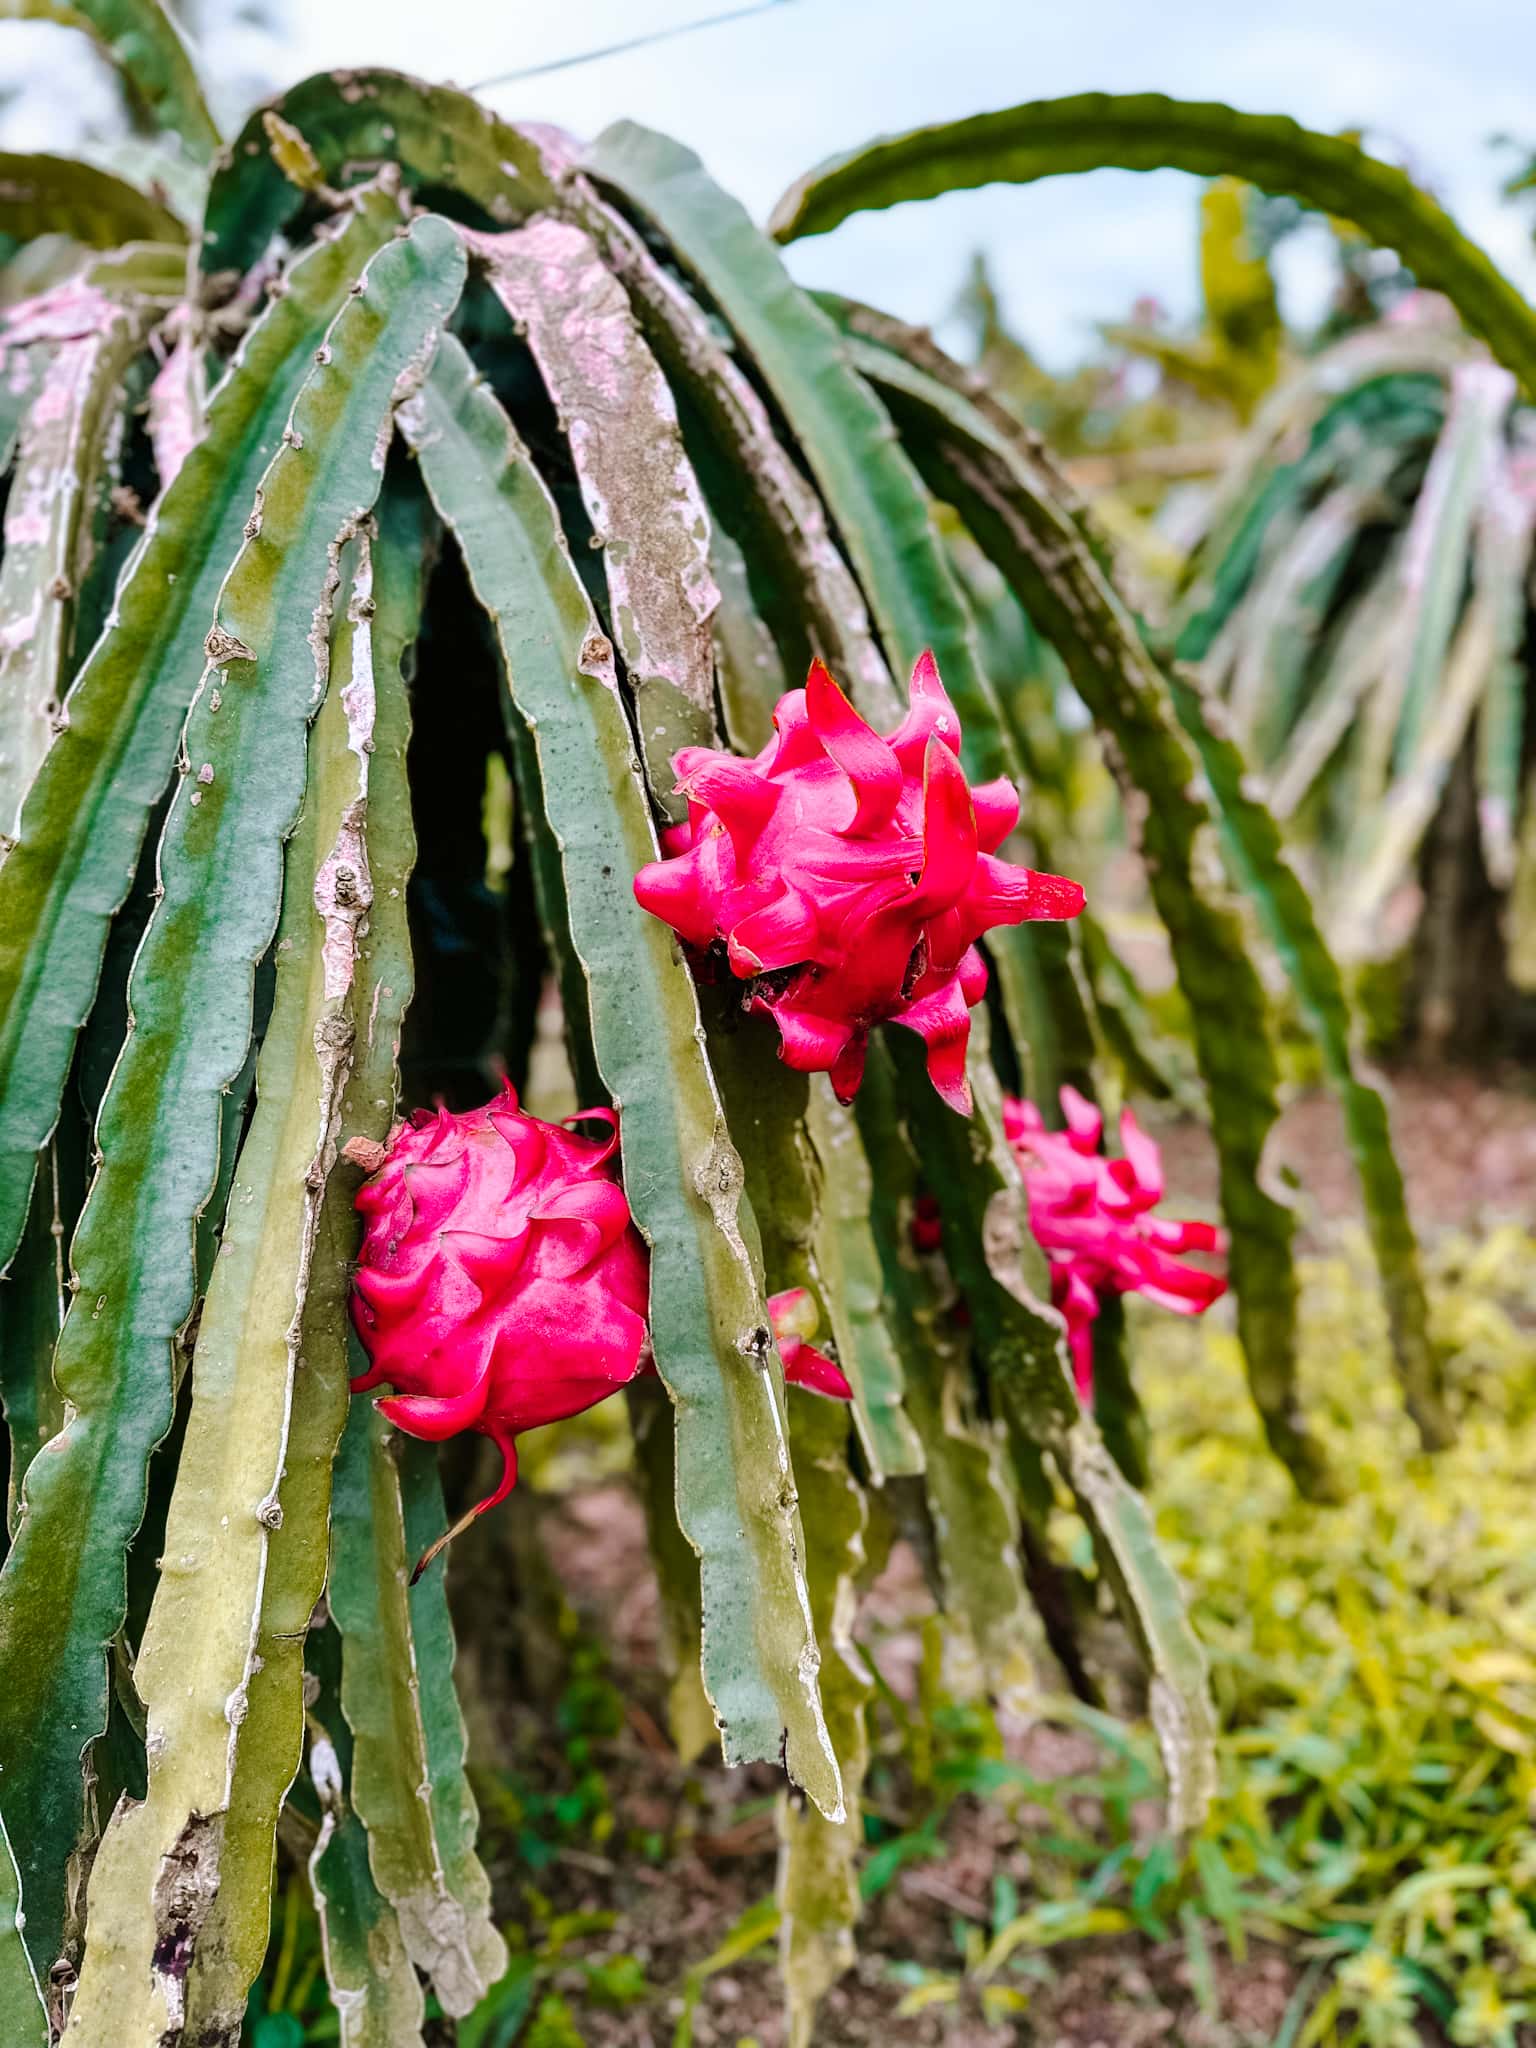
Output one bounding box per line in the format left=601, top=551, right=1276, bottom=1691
left=852, top=1227, right=1536, bottom=2043
left=1142, top=1224, right=1536, bottom=2044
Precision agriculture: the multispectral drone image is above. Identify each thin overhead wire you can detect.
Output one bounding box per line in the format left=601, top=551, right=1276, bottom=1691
left=472, top=0, right=797, bottom=92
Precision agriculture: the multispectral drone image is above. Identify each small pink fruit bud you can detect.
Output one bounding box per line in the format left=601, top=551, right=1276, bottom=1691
left=768, top=1287, right=852, bottom=1402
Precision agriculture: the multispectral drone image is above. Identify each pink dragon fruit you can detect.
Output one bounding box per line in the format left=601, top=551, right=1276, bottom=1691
left=349, top=1086, right=650, bottom=1520
left=633, top=653, right=1084, bottom=1114
left=1004, top=1087, right=1226, bottom=1401
left=349, top=1085, right=850, bottom=1535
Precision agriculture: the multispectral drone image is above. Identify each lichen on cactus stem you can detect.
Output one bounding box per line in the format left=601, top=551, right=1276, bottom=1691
left=633, top=651, right=1085, bottom=1110
left=347, top=1084, right=851, bottom=1572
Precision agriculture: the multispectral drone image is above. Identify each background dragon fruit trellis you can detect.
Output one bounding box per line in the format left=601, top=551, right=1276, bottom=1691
left=0, top=3, right=1499, bottom=2039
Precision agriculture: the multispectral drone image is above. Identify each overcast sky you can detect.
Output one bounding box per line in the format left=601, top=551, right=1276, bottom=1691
left=8, top=0, right=1536, bottom=363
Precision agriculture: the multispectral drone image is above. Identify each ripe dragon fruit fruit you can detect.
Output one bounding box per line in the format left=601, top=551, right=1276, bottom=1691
left=1004, top=1087, right=1227, bottom=1401
left=349, top=1087, right=649, bottom=1520
left=633, top=653, right=1085, bottom=1114
left=349, top=1086, right=850, bottom=1538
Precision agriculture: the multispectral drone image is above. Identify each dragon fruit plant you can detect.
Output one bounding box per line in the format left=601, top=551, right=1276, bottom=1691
left=1173, top=313, right=1536, bottom=1056
left=949, top=211, right=1536, bottom=1059
left=0, top=9, right=1460, bottom=2042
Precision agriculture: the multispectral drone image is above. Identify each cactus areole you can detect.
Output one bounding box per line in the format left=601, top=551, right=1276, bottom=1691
left=349, top=1086, right=850, bottom=1546
left=633, top=653, right=1085, bottom=1112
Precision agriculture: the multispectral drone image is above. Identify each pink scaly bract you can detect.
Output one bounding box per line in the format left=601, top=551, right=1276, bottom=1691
left=633, top=653, right=1085, bottom=1114
left=1004, top=1086, right=1227, bottom=1402
left=350, top=1085, right=849, bottom=1523
left=766, top=1286, right=852, bottom=1401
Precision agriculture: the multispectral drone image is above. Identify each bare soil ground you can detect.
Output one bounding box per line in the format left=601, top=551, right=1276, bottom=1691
left=498, top=1479, right=1307, bottom=2046
left=1151, top=1065, right=1536, bottom=1231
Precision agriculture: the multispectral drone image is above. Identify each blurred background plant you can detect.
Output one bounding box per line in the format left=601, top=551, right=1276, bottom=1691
left=940, top=172, right=1536, bottom=1065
